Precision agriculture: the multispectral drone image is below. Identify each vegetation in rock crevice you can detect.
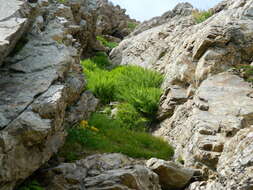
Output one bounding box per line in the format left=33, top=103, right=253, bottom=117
left=96, top=36, right=119, bottom=49
left=128, top=22, right=138, bottom=31
left=59, top=53, right=174, bottom=162
left=17, top=180, right=44, bottom=190
left=192, top=10, right=213, bottom=24
left=234, top=64, right=253, bottom=84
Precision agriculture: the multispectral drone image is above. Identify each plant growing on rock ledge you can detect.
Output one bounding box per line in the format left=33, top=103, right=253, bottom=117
left=128, top=22, right=138, bottom=31
left=97, top=35, right=119, bottom=49
left=234, top=64, right=253, bottom=83
left=192, top=10, right=213, bottom=24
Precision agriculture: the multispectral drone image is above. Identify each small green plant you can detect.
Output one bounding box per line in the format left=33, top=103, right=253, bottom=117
left=18, top=180, right=44, bottom=190
left=192, top=10, right=213, bottom=24
left=235, top=64, right=253, bottom=83
left=96, top=36, right=118, bottom=49
left=60, top=113, right=174, bottom=161
left=128, top=22, right=138, bottom=31
left=116, top=103, right=148, bottom=131
left=118, top=86, right=162, bottom=118
left=57, top=0, right=67, bottom=3
left=113, top=65, right=164, bottom=88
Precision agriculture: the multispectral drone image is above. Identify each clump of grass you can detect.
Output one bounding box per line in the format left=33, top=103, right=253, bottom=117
left=235, top=64, right=253, bottom=83
left=60, top=113, right=174, bottom=162
left=17, top=180, right=44, bottom=190
left=128, top=22, right=138, bottom=31
left=192, top=10, right=213, bottom=24
left=85, top=69, right=117, bottom=104
left=115, top=103, right=148, bottom=131
left=96, top=36, right=118, bottom=49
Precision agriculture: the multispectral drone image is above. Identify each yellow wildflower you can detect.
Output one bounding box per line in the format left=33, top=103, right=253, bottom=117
left=80, top=120, right=89, bottom=128
left=90, top=126, right=99, bottom=132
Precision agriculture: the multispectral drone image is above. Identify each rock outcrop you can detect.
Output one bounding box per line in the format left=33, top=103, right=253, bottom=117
left=95, top=0, right=139, bottom=38
left=111, top=0, right=253, bottom=189
left=146, top=158, right=194, bottom=190
left=0, top=0, right=31, bottom=66
left=39, top=153, right=197, bottom=190
left=0, top=0, right=134, bottom=189
left=39, top=153, right=162, bottom=190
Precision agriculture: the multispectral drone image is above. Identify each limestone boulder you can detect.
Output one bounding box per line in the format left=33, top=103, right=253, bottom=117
left=40, top=153, right=161, bottom=190
left=146, top=158, right=194, bottom=190
left=0, top=0, right=32, bottom=66
left=95, top=0, right=139, bottom=38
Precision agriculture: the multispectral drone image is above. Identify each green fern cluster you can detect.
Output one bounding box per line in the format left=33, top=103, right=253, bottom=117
left=81, top=54, right=163, bottom=126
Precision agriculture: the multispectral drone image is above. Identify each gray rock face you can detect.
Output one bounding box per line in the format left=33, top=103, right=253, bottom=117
left=0, top=0, right=140, bottom=189
left=0, top=0, right=31, bottom=66
left=146, top=158, right=194, bottom=190
left=110, top=0, right=253, bottom=90
left=129, top=2, right=193, bottom=37
left=96, top=0, right=139, bottom=38
left=41, top=153, right=161, bottom=190
left=64, top=91, right=99, bottom=126
left=0, top=1, right=85, bottom=189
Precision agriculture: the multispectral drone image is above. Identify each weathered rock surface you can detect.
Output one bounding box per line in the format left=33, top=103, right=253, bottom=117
left=0, top=1, right=85, bottom=189
left=96, top=0, right=139, bottom=38
left=129, top=2, right=193, bottom=37
left=40, top=153, right=161, bottom=190
left=0, top=0, right=135, bottom=189
left=0, top=0, right=31, bottom=66
left=146, top=158, right=194, bottom=190
left=65, top=91, right=99, bottom=126
left=155, top=72, right=253, bottom=171
left=110, top=0, right=253, bottom=98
